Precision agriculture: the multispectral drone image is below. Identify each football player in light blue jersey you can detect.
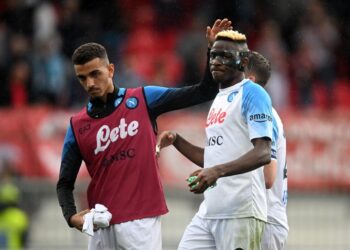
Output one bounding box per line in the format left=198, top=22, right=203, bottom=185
left=157, top=30, right=274, bottom=250
left=245, top=51, right=289, bottom=250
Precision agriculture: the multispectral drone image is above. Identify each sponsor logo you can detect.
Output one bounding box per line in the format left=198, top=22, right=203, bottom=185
left=102, top=148, right=136, bottom=167
left=227, top=91, right=238, bottom=102
left=125, top=97, right=138, bottom=109
left=207, top=135, right=223, bottom=146
left=94, top=118, right=139, bottom=155
left=249, top=113, right=272, bottom=123
left=206, top=108, right=227, bottom=127
left=79, top=124, right=91, bottom=134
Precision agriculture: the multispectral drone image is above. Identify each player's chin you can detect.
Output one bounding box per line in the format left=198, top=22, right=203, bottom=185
left=89, top=91, right=102, bottom=98
left=211, top=71, right=225, bottom=82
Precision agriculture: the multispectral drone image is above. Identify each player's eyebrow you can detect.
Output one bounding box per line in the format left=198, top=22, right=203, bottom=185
left=76, top=70, right=101, bottom=79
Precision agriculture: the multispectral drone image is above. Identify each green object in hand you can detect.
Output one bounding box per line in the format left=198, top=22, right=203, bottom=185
left=187, top=176, right=198, bottom=189
left=187, top=176, right=216, bottom=189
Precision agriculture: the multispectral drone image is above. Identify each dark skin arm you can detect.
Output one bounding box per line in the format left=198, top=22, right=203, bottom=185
left=156, top=131, right=271, bottom=193
left=189, top=137, right=271, bottom=193
left=156, top=131, right=204, bottom=167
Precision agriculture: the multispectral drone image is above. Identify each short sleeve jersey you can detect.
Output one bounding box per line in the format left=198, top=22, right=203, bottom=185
left=198, top=79, right=273, bottom=222
left=267, top=108, right=289, bottom=230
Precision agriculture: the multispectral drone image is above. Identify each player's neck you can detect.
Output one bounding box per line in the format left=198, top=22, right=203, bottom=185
left=219, top=75, right=244, bottom=89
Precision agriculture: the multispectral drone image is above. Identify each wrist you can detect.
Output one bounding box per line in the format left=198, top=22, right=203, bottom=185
left=69, top=214, right=76, bottom=227
left=214, top=165, right=226, bottom=178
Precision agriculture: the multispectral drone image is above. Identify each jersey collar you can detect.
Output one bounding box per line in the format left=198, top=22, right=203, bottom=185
left=219, top=78, right=250, bottom=93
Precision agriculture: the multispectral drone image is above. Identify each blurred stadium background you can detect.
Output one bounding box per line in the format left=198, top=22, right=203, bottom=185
left=0, top=0, right=349, bottom=249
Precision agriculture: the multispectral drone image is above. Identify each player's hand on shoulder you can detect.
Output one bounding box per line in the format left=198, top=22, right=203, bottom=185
left=155, top=131, right=177, bottom=157
left=70, top=209, right=90, bottom=231
left=206, top=18, right=233, bottom=48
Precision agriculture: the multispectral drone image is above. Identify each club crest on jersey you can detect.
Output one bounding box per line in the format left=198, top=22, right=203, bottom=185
left=227, top=91, right=238, bottom=102
left=125, top=97, right=138, bottom=109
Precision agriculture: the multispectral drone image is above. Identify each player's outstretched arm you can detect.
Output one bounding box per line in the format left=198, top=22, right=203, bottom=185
left=156, top=131, right=204, bottom=167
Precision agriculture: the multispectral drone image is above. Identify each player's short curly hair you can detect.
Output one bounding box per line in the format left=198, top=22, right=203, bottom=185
left=246, top=51, right=271, bottom=86
left=215, top=30, right=247, bottom=43
left=72, top=42, right=109, bottom=65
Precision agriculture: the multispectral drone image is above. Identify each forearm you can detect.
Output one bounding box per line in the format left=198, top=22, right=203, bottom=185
left=58, top=123, right=82, bottom=227
left=56, top=179, right=77, bottom=227
left=151, top=49, right=217, bottom=115
left=264, top=159, right=277, bottom=189
left=173, top=133, right=204, bottom=167
left=56, top=153, right=81, bottom=227
left=215, top=145, right=271, bottom=178
left=198, top=48, right=218, bottom=99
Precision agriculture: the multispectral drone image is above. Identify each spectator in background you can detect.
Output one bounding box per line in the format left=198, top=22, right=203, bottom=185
left=31, top=34, right=70, bottom=107
left=1, top=0, right=34, bottom=38
left=58, top=0, right=105, bottom=58
left=0, top=32, right=31, bottom=106
left=0, top=0, right=346, bottom=110
left=254, top=20, right=290, bottom=111
left=30, top=1, right=71, bottom=107
left=0, top=163, right=29, bottom=250
left=0, top=21, right=9, bottom=106
left=8, top=60, right=30, bottom=107
left=293, top=0, right=339, bottom=108
left=115, top=56, right=146, bottom=88
left=176, top=16, right=209, bottom=86
left=119, top=3, right=184, bottom=86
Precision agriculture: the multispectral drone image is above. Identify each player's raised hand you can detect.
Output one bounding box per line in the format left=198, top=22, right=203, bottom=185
left=69, top=209, right=90, bottom=231
left=206, top=18, right=233, bottom=48
left=155, top=131, right=177, bottom=157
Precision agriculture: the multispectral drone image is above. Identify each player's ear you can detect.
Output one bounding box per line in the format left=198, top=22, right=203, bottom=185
left=108, top=63, right=114, bottom=78
left=240, top=56, right=249, bottom=70
left=248, top=75, right=256, bottom=82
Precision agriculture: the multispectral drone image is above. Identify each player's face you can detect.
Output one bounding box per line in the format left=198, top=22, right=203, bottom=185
left=210, top=40, right=242, bottom=87
left=74, top=58, right=114, bottom=99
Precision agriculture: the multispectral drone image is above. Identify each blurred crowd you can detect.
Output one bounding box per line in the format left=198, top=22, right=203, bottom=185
left=0, top=160, right=28, bottom=249
left=0, top=0, right=348, bottom=111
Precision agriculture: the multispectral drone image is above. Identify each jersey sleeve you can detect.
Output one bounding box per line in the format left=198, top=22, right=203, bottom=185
left=143, top=49, right=218, bottom=118
left=241, top=82, right=273, bottom=142
left=56, top=121, right=83, bottom=226
left=271, top=115, right=278, bottom=160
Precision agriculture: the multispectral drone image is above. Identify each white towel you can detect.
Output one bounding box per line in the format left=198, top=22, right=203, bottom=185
left=82, top=209, right=95, bottom=236
left=94, top=204, right=112, bottom=227
left=82, top=204, right=112, bottom=236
